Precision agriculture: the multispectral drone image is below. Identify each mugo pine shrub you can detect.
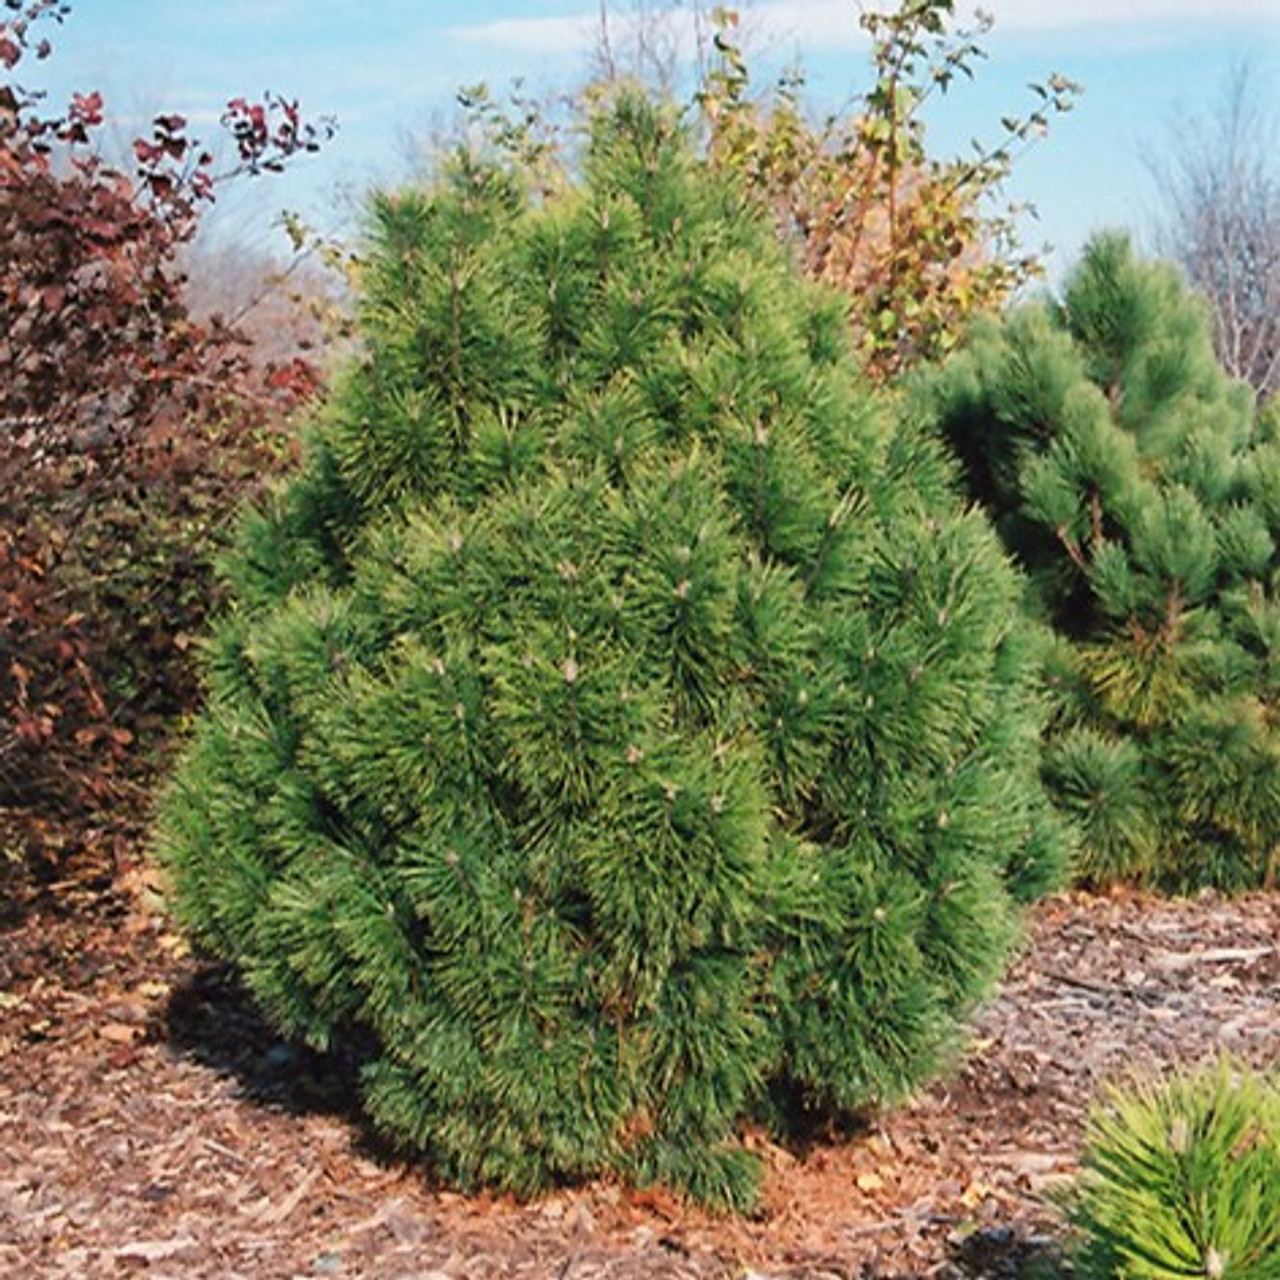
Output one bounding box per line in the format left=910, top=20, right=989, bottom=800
left=1068, top=1058, right=1280, bottom=1279
left=157, top=95, right=1068, bottom=1207
left=919, top=233, right=1280, bottom=891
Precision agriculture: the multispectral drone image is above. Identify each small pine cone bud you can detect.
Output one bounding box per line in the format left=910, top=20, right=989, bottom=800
left=563, top=657, right=579, bottom=684
left=674, top=579, right=692, bottom=600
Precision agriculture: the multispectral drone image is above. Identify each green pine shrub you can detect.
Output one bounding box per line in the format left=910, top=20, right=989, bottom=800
left=918, top=232, right=1280, bottom=891
left=156, top=94, right=1068, bottom=1207
left=1068, top=1058, right=1280, bottom=1279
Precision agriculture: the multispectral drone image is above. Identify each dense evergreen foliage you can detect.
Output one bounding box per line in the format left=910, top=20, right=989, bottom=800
left=1068, top=1059, right=1279, bottom=1279
left=157, top=96, right=1068, bottom=1206
left=919, top=233, right=1280, bottom=890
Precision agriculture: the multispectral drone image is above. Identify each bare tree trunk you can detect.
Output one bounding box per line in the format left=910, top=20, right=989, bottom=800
left=597, top=0, right=617, bottom=82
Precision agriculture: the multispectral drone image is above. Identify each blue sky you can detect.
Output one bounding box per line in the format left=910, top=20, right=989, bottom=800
left=17, top=2, right=1280, bottom=281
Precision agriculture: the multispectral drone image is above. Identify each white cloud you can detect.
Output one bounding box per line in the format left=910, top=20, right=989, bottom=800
left=979, top=0, right=1280, bottom=28
left=450, top=0, right=1279, bottom=57
left=448, top=5, right=842, bottom=57
left=449, top=13, right=599, bottom=56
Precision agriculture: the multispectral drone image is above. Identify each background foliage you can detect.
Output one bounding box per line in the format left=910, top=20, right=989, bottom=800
left=918, top=232, right=1280, bottom=890
left=697, top=1, right=1077, bottom=381
left=1, top=0, right=329, bottom=877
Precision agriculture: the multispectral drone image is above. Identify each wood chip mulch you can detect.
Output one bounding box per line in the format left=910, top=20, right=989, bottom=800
left=2, top=862, right=1276, bottom=1279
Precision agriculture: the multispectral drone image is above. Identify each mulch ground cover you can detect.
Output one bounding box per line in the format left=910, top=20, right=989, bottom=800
left=2, top=846, right=1276, bottom=1279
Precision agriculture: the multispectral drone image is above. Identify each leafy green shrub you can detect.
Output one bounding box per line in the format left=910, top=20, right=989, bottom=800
left=157, top=93, right=1069, bottom=1207
left=918, top=232, right=1280, bottom=890
left=1068, top=1058, right=1280, bottom=1279
left=699, top=1, right=1077, bottom=382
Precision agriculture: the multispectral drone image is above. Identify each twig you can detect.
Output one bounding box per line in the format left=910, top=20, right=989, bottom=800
left=1154, top=946, right=1274, bottom=971
left=202, top=1135, right=251, bottom=1167
left=1040, top=969, right=1158, bottom=1003
left=255, top=1165, right=322, bottom=1226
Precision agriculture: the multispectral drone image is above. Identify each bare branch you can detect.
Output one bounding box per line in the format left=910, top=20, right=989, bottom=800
left=1149, top=62, right=1280, bottom=400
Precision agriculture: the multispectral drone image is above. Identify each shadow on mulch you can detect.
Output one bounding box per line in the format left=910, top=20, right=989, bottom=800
left=948, top=1225, right=1072, bottom=1279
left=163, top=960, right=390, bottom=1147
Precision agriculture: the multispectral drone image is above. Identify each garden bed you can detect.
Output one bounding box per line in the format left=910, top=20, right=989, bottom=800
left=1, top=866, right=1276, bottom=1278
